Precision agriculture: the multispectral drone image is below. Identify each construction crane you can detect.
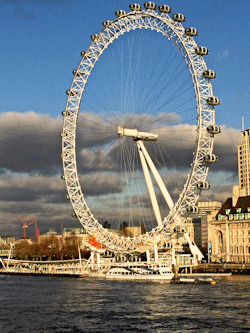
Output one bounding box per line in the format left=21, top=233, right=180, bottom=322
left=17, top=214, right=29, bottom=239
left=17, top=214, right=39, bottom=240
left=28, top=215, right=40, bottom=241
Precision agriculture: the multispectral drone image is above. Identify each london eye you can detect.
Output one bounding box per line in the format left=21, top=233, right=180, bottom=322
left=61, top=2, right=220, bottom=253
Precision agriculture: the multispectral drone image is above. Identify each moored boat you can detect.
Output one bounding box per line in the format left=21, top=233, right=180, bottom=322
left=171, top=276, right=216, bottom=284
left=106, top=264, right=174, bottom=281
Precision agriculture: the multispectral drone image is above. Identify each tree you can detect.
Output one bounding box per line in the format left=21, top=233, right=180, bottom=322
left=13, top=240, right=31, bottom=260
left=120, top=221, right=128, bottom=230
left=103, top=221, right=111, bottom=229
left=140, top=224, right=146, bottom=234
left=64, top=234, right=81, bottom=259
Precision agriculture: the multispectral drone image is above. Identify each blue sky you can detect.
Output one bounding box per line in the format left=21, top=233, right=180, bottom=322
left=1, top=0, right=250, bottom=126
left=1, top=0, right=250, bottom=237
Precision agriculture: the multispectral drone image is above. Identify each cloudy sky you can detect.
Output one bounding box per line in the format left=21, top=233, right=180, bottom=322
left=1, top=0, right=250, bottom=238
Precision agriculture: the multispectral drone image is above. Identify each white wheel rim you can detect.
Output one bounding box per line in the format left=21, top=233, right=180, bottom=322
left=62, top=9, right=216, bottom=252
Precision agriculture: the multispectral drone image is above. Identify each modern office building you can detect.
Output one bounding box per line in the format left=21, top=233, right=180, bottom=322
left=198, top=201, right=222, bottom=247
left=238, top=128, right=250, bottom=195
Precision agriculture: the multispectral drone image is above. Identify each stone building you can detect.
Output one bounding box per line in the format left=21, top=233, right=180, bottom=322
left=208, top=186, right=250, bottom=263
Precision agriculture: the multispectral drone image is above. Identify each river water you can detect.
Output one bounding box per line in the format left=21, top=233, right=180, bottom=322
left=0, top=274, right=250, bottom=332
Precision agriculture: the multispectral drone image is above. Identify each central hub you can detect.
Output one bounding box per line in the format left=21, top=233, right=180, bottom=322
left=118, top=126, right=158, bottom=141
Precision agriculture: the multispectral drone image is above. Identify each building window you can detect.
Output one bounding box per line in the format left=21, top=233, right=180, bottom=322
left=234, top=214, right=239, bottom=220
left=225, top=209, right=230, bottom=215
left=229, top=214, right=234, bottom=220
left=236, top=208, right=241, bottom=214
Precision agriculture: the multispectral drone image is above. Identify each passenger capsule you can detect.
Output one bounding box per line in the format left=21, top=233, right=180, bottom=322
left=158, top=5, right=171, bottom=13
left=204, top=154, right=218, bottom=163
left=129, top=3, right=142, bottom=11
left=61, top=175, right=65, bottom=180
left=91, top=34, right=98, bottom=41
left=103, top=20, right=112, bottom=28
left=144, top=1, right=156, bottom=10
left=195, top=46, right=209, bottom=56
left=207, top=96, right=221, bottom=106
left=197, top=181, right=210, bottom=190
left=72, top=212, right=78, bottom=218
left=202, top=70, right=217, bottom=79
left=185, top=27, right=198, bottom=37
left=60, top=133, right=63, bottom=138
left=207, top=125, right=221, bottom=135
left=186, top=206, right=199, bottom=214
left=172, top=13, right=185, bottom=22
left=81, top=51, right=92, bottom=58
left=66, top=194, right=70, bottom=200
left=63, top=110, right=73, bottom=117
left=73, top=69, right=85, bottom=77
left=66, top=90, right=78, bottom=97
left=115, top=10, right=127, bottom=17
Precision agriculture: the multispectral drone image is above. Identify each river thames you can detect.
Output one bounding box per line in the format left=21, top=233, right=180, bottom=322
left=0, top=275, right=250, bottom=332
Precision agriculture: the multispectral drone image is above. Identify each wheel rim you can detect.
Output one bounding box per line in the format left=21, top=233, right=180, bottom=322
left=62, top=8, right=216, bottom=252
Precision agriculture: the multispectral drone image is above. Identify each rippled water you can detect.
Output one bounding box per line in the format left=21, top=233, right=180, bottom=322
left=0, top=275, right=250, bottom=332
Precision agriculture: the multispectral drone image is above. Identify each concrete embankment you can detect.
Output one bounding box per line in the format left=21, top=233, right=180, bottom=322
left=193, top=263, right=250, bottom=275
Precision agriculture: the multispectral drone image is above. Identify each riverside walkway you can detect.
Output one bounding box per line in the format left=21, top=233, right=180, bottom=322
left=194, top=263, right=250, bottom=274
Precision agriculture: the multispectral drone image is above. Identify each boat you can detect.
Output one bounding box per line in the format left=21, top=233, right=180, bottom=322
left=171, top=276, right=216, bottom=284
left=106, top=264, right=174, bottom=281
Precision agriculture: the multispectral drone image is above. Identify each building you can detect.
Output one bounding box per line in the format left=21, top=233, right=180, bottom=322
left=192, top=218, right=202, bottom=248
left=183, top=217, right=202, bottom=248
left=238, top=128, right=250, bottom=195
left=198, top=201, right=222, bottom=217
left=63, top=228, right=86, bottom=237
left=124, top=226, right=142, bottom=237
left=208, top=185, right=250, bottom=263
left=185, top=217, right=195, bottom=243
left=0, top=236, right=15, bottom=245
left=198, top=201, right=222, bottom=247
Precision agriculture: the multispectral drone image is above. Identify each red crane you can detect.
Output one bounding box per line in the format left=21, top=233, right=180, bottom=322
left=17, top=214, right=40, bottom=240
left=17, top=213, right=29, bottom=239
left=28, top=215, right=40, bottom=241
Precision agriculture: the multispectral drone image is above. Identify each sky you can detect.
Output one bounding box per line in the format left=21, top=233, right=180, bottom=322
left=1, top=0, right=250, bottom=238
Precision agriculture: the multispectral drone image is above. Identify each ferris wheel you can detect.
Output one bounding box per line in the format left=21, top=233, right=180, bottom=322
left=61, top=2, right=220, bottom=253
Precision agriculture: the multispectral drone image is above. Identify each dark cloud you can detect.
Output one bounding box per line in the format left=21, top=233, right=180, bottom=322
left=0, top=112, right=61, bottom=175
left=0, top=111, right=240, bottom=237
left=212, top=125, right=240, bottom=173
left=0, top=173, right=65, bottom=202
